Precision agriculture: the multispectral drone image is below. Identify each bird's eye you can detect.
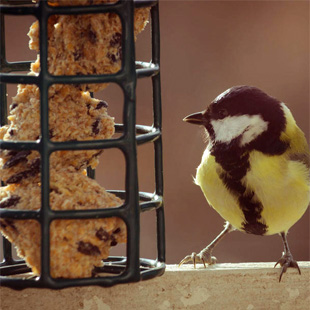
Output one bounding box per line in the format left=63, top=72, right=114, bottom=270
left=217, top=109, right=228, bottom=118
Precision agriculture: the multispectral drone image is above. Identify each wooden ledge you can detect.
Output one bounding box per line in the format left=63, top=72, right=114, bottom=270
left=0, top=262, right=309, bottom=310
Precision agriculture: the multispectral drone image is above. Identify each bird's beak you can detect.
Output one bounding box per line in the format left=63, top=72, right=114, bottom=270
left=183, top=111, right=204, bottom=125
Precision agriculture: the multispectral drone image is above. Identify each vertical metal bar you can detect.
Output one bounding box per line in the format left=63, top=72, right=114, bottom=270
left=0, top=83, right=7, bottom=127
left=0, top=14, right=7, bottom=71
left=38, top=0, right=52, bottom=284
left=151, top=2, right=165, bottom=263
left=86, top=167, right=96, bottom=179
left=86, top=92, right=96, bottom=180
left=0, top=14, right=7, bottom=128
left=120, top=0, right=140, bottom=281
left=0, top=13, right=14, bottom=266
left=87, top=92, right=96, bottom=179
left=151, top=3, right=161, bottom=129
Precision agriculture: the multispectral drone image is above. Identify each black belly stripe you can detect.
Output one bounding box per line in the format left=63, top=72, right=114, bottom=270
left=238, top=191, right=267, bottom=235
left=216, top=151, right=268, bottom=235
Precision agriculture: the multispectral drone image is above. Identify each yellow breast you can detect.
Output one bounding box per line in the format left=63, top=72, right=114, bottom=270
left=195, top=148, right=246, bottom=230
left=246, top=150, right=309, bottom=235
left=195, top=122, right=309, bottom=236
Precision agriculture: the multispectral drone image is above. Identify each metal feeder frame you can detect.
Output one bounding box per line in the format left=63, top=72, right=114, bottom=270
left=0, top=0, right=165, bottom=289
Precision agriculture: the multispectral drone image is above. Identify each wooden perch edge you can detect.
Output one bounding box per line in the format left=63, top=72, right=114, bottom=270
left=0, top=262, right=309, bottom=310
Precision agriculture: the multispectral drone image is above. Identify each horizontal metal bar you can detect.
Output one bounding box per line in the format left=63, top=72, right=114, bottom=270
left=0, top=3, right=37, bottom=15
left=43, top=72, right=124, bottom=86
left=116, top=123, right=161, bottom=144
left=138, top=191, right=155, bottom=201
left=140, top=196, right=163, bottom=212
left=0, top=259, right=26, bottom=269
left=134, top=0, right=158, bottom=8
left=0, top=262, right=31, bottom=276
left=49, top=206, right=126, bottom=220
left=107, top=189, right=126, bottom=200
left=0, top=72, right=124, bottom=85
left=0, top=0, right=34, bottom=4
left=0, top=273, right=128, bottom=289
left=0, top=140, right=40, bottom=151
left=0, top=62, right=157, bottom=81
left=0, top=0, right=157, bottom=11
left=134, top=124, right=155, bottom=134
left=139, top=192, right=163, bottom=212
left=140, top=259, right=165, bottom=280
left=0, top=256, right=164, bottom=289
left=0, top=127, right=161, bottom=152
left=111, top=190, right=163, bottom=212
left=0, top=61, right=32, bottom=73
left=136, top=128, right=161, bottom=145
left=136, top=61, right=159, bottom=78
left=0, top=191, right=162, bottom=219
left=0, top=133, right=161, bottom=154
left=49, top=137, right=124, bottom=152
left=0, top=205, right=125, bottom=220
left=119, top=122, right=160, bottom=135
left=44, top=1, right=123, bottom=16
left=0, top=73, right=38, bottom=84
left=0, top=1, right=122, bottom=15
left=48, top=125, right=159, bottom=151
left=0, top=209, right=40, bottom=220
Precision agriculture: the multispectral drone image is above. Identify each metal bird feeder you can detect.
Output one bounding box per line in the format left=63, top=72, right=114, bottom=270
left=0, top=0, right=165, bottom=289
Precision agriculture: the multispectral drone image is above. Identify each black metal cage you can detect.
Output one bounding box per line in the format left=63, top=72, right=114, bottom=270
left=0, top=0, right=165, bottom=289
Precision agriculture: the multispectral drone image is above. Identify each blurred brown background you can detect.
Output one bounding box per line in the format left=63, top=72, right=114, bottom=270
left=2, top=1, right=309, bottom=266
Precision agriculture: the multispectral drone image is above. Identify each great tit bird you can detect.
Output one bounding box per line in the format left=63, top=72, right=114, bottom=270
left=179, top=85, right=309, bottom=281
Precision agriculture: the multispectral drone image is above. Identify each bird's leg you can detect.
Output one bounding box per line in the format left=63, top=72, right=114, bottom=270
left=179, top=221, right=235, bottom=268
left=274, top=232, right=301, bottom=282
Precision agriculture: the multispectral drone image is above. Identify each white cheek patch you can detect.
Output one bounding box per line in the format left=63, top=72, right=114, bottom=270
left=211, top=114, right=268, bottom=146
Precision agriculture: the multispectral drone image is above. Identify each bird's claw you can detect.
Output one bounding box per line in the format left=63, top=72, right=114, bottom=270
left=179, top=252, right=203, bottom=268
left=274, top=252, right=301, bottom=282
left=179, top=250, right=217, bottom=268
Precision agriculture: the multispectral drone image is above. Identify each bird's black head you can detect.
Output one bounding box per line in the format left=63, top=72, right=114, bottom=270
left=184, top=86, right=288, bottom=155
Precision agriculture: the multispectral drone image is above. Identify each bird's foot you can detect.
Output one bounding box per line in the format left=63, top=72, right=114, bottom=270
left=179, top=248, right=217, bottom=268
left=274, top=251, right=301, bottom=282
